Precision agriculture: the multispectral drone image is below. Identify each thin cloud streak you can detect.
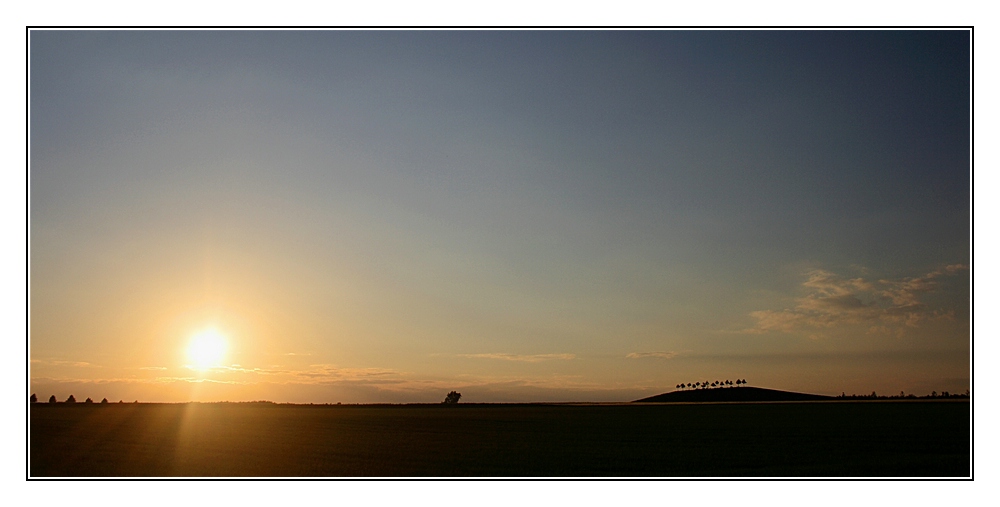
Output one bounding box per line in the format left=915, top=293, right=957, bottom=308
left=626, top=352, right=678, bottom=359
left=31, top=360, right=95, bottom=368
left=456, top=353, right=576, bottom=362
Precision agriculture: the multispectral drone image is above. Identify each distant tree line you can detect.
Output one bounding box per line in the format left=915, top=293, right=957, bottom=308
left=32, top=394, right=113, bottom=404
left=29, top=396, right=295, bottom=405
left=675, top=379, right=747, bottom=390
left=837, top=389, right=970, bottom=400
left=28, top=395, right=290, bottom=405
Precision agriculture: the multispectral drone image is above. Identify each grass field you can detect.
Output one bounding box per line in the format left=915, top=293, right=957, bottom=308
left=29, top=401, right=969, bottom=477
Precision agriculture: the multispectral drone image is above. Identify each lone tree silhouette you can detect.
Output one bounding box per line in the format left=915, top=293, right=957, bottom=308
left=84, top=397, right=93, bottom=404
left=443, top=391, right=462, bottom=404
left=48, top=395, right=57, bottom=404
left=30, top=393, right=37, bottom=403
left=101, top=398, right=109, bottom=404
left=66, top=395, right=76, bottom=404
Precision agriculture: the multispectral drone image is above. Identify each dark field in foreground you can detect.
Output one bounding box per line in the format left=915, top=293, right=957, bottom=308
left=30, top=401, right=969, bottom=477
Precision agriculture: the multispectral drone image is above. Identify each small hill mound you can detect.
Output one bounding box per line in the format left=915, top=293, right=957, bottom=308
left=634, top=386, right=834, bottom=403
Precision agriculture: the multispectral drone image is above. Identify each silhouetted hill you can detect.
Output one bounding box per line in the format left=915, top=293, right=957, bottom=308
left=635, top=387, right=834, bottom=403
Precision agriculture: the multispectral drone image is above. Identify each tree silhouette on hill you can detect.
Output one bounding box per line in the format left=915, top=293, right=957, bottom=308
left=443, top=391, right=462, bottom=404
left=30, top=393, right=37, bottom=403
left=48, top=395, right=57, bottom=404
left=676, top=377, right=749, bottom=391
left=66, top=395, right=76, bottom=404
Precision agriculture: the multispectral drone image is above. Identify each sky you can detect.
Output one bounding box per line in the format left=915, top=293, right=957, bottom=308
left=28, top=30, right=970, bottom=403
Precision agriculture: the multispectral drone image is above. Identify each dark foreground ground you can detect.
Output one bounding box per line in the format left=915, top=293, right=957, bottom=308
left=30, top=401, right=969, bottom=477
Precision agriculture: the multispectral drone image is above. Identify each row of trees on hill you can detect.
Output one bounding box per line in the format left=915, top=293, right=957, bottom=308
left=675, top=379, right=748, bottom=390
left=30, top=394, right=122, bottom=404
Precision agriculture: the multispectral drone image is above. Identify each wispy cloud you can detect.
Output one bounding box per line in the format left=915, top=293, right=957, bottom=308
left=29, top=375, right=231, bottom=385
left=31, top=360, right=96, bottom=368
left=218, top=365, right=288, bottom=375
left=287, top=365, right=402, bottom=384
left=138, top=366, right=167, bottom=371
left=744, top=265, right=968, bottom=336
left=626, top=351, right=678, bottom=359
left=456, top=353, right=576, bottom=362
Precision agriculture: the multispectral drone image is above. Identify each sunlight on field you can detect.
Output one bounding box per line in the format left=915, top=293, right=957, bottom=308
left=186, top=329, right=228, bottom=370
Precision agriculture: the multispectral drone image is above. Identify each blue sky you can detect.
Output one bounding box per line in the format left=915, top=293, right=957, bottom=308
left=29, top=30, right=969, bottom=402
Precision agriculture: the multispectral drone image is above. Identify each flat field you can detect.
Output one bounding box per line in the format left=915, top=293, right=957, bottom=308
left=29, top=401, right=969, bottom=477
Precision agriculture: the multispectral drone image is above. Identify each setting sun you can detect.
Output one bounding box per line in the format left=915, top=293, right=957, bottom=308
left=187, top=329, right=228, bottom=370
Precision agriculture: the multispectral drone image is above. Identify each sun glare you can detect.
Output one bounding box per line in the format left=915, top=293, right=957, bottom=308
left=187, top=328, right=227, bottom=370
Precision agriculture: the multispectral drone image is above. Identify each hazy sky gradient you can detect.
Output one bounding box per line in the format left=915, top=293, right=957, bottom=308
left=30, top=30, right=969, bottom=402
